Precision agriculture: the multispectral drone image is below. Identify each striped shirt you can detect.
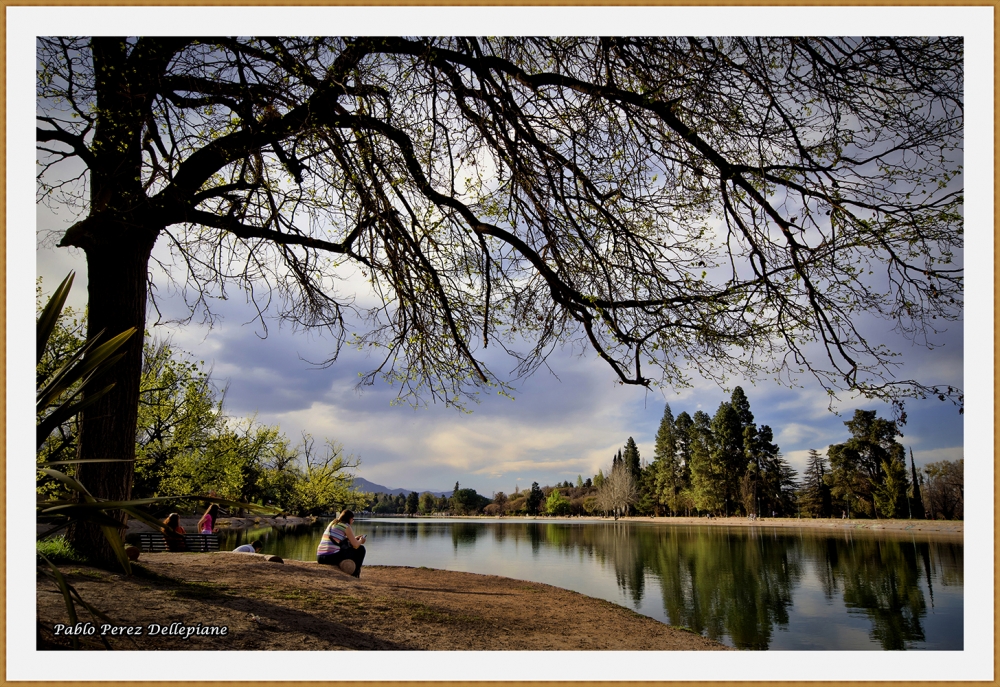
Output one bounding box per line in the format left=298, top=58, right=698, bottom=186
left=317, top=522, right=349, bottom=556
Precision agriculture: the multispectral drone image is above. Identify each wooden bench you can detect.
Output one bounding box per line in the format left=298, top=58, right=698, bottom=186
left=136, top=532, right=220, bottom=553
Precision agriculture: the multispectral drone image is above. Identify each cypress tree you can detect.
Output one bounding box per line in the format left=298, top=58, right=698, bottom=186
left=623, top=437, right=641, bottom=480
left=909, top=449, right=925, bottom=519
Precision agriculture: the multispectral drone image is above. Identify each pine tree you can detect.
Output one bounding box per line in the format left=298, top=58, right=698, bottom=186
left=688, top=410, right=724, bottom=514
left=752, top=425, right=785, bottom=516
left=799, top=449, right=832, bottom=517
left=673, top=411, right=694, bottom=513
left=710, top=402, right=744, bottom=516
left=730, top=386, right=755, bottom=430
left=652, top=403, right=679, bottom=515
left=526, top=482, right=544, bottom=515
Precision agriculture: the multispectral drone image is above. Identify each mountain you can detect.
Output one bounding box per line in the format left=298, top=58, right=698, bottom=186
left=351, top=477, right=452, bottom=498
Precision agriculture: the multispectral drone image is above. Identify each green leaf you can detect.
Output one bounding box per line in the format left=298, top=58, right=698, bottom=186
left=37, top=468, right=94, bottom=498
left=36, top=330, right=134, bottom=410
left=36, top=383, right=116, bottom=450
left=36, top=273, right=75, bottom=365
left=38, top=553, right=80, bottom=649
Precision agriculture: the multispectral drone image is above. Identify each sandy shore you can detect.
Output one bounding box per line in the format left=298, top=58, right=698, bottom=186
left=604, top=515, right=963, bottom=537
left=37, top=553, right=730, bottom=651
left=122, top=513, right=963, bottom=538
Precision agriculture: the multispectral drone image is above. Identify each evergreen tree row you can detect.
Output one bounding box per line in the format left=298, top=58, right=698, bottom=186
left=641, top=387, right=797, bottom=517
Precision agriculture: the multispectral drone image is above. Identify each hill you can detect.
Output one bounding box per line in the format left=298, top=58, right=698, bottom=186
left=351, top=477, right=451, bottom=498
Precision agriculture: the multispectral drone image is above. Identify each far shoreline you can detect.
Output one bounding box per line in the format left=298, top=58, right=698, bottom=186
left=120, top=513, right=963, bottom=540
left=356, top=514, right=963, bottom=538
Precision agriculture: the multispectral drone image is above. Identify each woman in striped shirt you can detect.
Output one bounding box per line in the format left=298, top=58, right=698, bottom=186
left=317, top=509, right=367, bottom=577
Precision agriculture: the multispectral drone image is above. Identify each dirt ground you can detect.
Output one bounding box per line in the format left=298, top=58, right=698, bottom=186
left=36, top=553, right=731, bottom=651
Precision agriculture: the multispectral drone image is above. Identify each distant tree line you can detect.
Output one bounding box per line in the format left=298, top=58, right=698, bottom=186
left=372, top=384, right=962, bottom=521
left=797, top=411, right=963, bottom=520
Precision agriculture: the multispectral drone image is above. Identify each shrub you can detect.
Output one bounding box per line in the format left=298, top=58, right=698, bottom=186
left=36, top=536, right=86, bottom=565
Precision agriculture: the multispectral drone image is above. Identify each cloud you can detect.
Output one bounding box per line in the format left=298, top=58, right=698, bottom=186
left=911, top=446, right=964, bottom=467
left=34, top=234, right=968, bottom=497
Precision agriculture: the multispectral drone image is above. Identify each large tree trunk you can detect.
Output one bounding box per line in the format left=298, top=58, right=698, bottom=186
left=63, top=38, right=169, bottom=566
left=68, top=227, right=157, bottom=566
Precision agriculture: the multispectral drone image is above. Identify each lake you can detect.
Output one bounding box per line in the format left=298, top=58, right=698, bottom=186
left=220, top=518, right=963, bottom=650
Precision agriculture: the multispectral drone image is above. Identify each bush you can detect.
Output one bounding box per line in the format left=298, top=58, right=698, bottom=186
left=545, top=489, right=572, bottom=516
left=37, top=536, right=86, bottom=565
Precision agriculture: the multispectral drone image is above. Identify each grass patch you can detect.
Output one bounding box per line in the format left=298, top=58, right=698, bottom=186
left=36, top=536, right=86, bottom=565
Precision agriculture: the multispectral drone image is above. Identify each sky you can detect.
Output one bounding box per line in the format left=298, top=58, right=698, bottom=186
left=30, top=26, right=976, bottom=498
left=11, top=6, right=994, bottom=684
left=36, top=234, right=968, bottom=497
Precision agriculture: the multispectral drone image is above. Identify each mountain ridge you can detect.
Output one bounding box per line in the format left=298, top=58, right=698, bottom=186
left=351, top=477, right=452, bottom=498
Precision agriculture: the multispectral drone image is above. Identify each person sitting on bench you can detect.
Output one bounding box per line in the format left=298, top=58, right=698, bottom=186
left=161, top=513, right=187, bottom=552
left=233, top=540, right=263, bottom=554
left=316, top=509, right=366, bottom=578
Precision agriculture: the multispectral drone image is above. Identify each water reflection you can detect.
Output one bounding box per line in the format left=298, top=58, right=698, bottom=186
left=220, top=520, right=962, bottom=650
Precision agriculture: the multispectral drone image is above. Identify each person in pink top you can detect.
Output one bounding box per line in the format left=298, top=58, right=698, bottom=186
left=197, top=504, right=219, bottom=534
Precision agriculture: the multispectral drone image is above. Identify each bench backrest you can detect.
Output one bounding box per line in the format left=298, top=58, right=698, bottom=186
left=136, top=532, right=220, bottom=552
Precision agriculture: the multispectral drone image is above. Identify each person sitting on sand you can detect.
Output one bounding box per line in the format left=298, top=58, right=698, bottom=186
left=233, top=540, right=262, bottom=554
left=198, top=504, right=219, bottom=534
left=316, top=509, right=367, bottom=578
left=161, top=513, right=187, bottom=552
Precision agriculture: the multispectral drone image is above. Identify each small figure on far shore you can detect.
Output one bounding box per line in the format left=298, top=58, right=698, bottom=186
left=198, top=504, right=219, bottom=534
left=233, top=540, right=262, bottom=554
left=317, top=509, right=367, bottom=578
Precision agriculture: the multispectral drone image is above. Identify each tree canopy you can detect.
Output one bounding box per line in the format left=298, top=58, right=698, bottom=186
left=37, top=36, right=963, bottom=558
left=39, top=37, right=963, bottom=407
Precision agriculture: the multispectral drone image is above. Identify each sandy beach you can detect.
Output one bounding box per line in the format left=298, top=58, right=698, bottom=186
left=37, top=552, right=730, bottom=651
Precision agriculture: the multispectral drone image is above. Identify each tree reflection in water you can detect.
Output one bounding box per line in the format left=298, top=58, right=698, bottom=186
left=221, top=520, right=960, bottom=650
left=478, top=523, right=956, bottom=650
